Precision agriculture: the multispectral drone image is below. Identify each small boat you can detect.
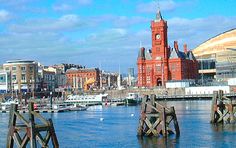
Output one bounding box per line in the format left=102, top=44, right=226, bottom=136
left=68, top=104, right=87, bottom=111
left=102, top=98, right=125, bottom=106
left=1, top=99, right=18, bottom=106
left=125, top=93, right=141, bottom=105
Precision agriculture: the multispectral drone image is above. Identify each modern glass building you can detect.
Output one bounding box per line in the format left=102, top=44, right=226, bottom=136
left=193, top=28, right=236, bottom=83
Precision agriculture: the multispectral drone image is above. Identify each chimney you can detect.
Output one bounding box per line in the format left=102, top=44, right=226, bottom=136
left=184, top=44, right=188, bottom=53
left=174, top=41, right=179, bottom=51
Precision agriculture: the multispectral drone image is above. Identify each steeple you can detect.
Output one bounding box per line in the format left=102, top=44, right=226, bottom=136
left=155, top=0, right=163, bottom=22
left=155, top=10, right=163, bottom=22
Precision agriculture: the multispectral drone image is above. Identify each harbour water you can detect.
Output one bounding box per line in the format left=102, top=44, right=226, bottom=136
left=1, top=100, right=236, bottom=147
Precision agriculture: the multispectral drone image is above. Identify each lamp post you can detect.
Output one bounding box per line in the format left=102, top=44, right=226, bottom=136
left=50, top=91, right=53, bottom=109
left=24, top=92, right=27, bottom=106
left=200, top=54, right=204, bottom=85
left=30, top=79, right=35, bottom=99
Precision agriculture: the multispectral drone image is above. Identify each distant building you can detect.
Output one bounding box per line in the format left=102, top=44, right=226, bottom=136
left=127, top=68, right=136, bottom=87
left=66, top=68, right=100, bottom=91
left=53, top=63, right=83, bottom=73
left=43, top=66, right=67, bottom=90
left=0, top=71, right=11, bottom=93
left=193, top=29, right=236, bottom=82
left=3, top=60, right=38, bottom=92
left=41, top=70, right=56, bottom=92
left=101, top=72, right=119, bottom=89
left=137, top=10, right=198, bottom=87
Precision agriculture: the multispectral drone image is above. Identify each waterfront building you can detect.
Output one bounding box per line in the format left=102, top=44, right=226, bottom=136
left=41, top=70, right=56, bottom=92
left=43, top=66, right=67, bottom=89
left=53, top=63, right=83, bottom=73
left=137, top=10, right=198, bottom=87
left=193, top=29, right=236, bottom=83
left=3, top=60, right=38, bottom=93
left=66, top=68, right=100, bottom=91
left=0, top=71, right=11, bottom=93
left=101, top=72, right=119, bottom=89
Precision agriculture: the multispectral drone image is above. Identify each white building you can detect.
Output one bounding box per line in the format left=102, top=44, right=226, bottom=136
left=0, top=71, right=11, bottom=93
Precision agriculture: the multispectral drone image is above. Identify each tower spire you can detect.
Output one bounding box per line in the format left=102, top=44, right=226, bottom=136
left=155, top=0, right=163, bottom=22
left=139, top=41, right=142, bottom=48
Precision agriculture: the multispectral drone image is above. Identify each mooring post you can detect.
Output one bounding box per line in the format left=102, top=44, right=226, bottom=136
left=210, top=91, right=218, bottom=123
left=150, top=94, right=156, bottom=106
left=49, top=119, right=59, bottom=148
left=162, top=107, right=167, bottom=137
left=170, top=106, right=180, bottom=136
left=218, top=90, right=224, bottom=124
left=6, top=104, right=17, bottom=148
left=137, top=95, right=148, bottom=136
left=29, top=102, right=37, bottom=148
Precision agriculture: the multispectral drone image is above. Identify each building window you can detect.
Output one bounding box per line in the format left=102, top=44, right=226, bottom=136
left=5, top=67, right=9, bottom=71
left=156, top=66, right=161, bottom=71
left=21, top=74, right=26, bottom=81
left=21, top=66, right=26, bottom=71
left=12, top=66, right=17, bottom=71
left=0, top=75, right=5, bottom=83
left=12, top=75, right=16, bottom=80
left=29, top=66, right=33, bottom=72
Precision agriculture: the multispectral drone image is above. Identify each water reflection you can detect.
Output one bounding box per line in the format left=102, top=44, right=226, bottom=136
left=137, top=135, right=179, bottom=148
left=211, top=124, right=236, bottom=132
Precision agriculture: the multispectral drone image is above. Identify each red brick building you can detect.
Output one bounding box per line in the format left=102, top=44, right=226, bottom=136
left=66, top=68, right=100, bottom=90
left=137, top=10, right=198, bottom=87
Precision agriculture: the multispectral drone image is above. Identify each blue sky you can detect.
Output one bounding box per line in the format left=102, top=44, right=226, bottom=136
left=0, top=0, right=236, bottom=73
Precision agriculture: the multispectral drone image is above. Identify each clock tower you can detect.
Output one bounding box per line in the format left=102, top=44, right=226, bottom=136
left=151, top=10, right=168, bottom=60
left=151, top=9, right=169, bottom=85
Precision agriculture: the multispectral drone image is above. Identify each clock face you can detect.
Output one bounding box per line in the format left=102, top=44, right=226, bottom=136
left=156, top=34, right=160, bottom=40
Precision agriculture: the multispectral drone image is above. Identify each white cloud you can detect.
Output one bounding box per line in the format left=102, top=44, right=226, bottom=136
left=136, top=0, right=177, bottom=13
left=167, top=16, right=236, bottom=49
left=0, top=32, right=79, bottom=64
left=53, top=4, right=73, bottom=11
left=9, top=14, right=86, bottom=33
left=113, top=16, right=149, bottom=27
left=0, top=9, right=10, bottom=22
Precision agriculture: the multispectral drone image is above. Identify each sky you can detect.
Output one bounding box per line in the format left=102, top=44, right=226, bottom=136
left=0, top=0, right=236, bottom=73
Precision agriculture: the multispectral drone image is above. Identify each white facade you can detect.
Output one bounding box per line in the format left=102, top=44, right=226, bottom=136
left=185, top=86, right=230, bottom=95
left=166, top=81, right=190, bottom=88
left=228, top=78, right=236, bottom=86
left=0, top=71, right=11, bottom=93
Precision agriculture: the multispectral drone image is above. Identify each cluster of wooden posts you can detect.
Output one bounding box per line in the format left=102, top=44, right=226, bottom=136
left=5, top=90, right=236, bottom=147
left=210, top=90, right=236, bottom=124
left=6, top=102, right=59, bottom=148
left=137, top=90, right=236, bottom=138
left=137, top=94, right=180, bottom=137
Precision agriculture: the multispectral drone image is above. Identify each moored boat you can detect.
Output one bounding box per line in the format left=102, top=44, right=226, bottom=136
left=125, top=93, right=141, bottom=105
left=64, top=93, right=108, bottom=106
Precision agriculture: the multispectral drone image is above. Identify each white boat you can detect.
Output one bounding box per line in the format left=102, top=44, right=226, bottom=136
left=68, top=104, right=87, bottom=111
left=1, top=99, right=19, bottom=110
left=1, top=99, right=18, bottom=106
left=64, top=94, right=108, bottom=106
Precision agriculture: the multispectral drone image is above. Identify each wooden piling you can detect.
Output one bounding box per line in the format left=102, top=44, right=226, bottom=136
left=6, top=102, right=59, bottom=148
left=210, top=90, right=236, bottom=124
left=137, top=94, right=180, bottom=137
